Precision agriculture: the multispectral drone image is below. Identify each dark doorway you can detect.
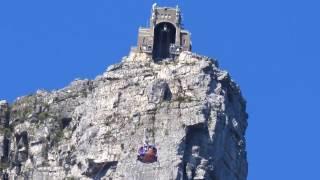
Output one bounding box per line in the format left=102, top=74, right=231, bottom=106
left=153, top=22, right=176, bottom=60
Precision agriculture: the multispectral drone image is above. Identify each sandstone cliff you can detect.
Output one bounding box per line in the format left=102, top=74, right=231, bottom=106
left=0, top=51, right=248, bottom=180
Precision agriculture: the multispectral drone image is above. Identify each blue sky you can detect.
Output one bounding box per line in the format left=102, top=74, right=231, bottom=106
left=0, top=0, right=319, bottom=179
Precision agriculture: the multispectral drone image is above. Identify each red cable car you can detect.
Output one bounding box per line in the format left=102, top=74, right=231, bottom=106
left=137, top=144, right=158, bottom=163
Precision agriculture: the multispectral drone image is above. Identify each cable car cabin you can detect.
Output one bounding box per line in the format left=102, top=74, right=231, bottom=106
left=137, top=145, right=158, bottom=163
left=135, top=4, right=192, bottom=61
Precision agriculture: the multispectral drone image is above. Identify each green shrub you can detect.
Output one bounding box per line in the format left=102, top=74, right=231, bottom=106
left=52, top=130, right=64, bottom=144
left=0, top=162, right=9, bottom=170
left=38, top=112, right=49, bottom=121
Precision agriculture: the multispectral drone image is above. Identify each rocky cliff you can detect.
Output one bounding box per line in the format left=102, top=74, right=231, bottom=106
left=0, top=51, right=248, bottom=180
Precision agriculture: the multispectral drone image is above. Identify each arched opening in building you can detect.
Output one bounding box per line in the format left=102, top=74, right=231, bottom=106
left=152, top=22, right=176, bottom=60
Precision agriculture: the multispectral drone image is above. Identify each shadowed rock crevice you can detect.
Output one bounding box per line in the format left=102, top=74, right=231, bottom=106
left=179, top=124, right=212, bottom=180
left=148, top=80, right=172, bottom=104
left=60, top=117, right=72, bottom=129
left=83, top=159, right=118, bottom=179
left=0, top=102, right=10, bottom=164
left=163, top=85, right=172, bottom=101
left=15, top=132, right=29, bottom=163
left=1, top=139, right=10, bottom=163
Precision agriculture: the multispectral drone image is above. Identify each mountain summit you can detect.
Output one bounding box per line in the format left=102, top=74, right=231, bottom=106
left=0, top=5, right=248, bottom=180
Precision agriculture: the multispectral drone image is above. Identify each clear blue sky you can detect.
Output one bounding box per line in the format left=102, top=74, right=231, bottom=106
left=0, top=1, right=319, bottom=179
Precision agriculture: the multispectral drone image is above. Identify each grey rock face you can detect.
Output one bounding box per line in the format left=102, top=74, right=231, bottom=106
left=0, top=51, right=248, bottom=179
left=0, top=101, right=10, bottom=165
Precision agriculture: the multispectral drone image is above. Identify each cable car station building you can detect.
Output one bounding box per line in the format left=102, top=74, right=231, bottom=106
left=135, top=4, right=192, bottom=60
